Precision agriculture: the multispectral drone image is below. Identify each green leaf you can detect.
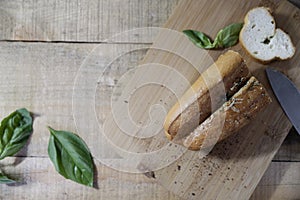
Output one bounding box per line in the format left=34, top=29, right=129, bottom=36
left=183, top=30, right=215, bottom=49
left=0, top=172, right=16, bottom=184
left=214, top=23, right=243, bottom=48
left=48, top=127, right=94, bottom=187
left=183, top=23, right=243, bottom=49
left=0, top=108, right=33, bottom=160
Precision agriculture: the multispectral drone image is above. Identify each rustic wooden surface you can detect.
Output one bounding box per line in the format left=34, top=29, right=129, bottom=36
left=0, top=0, right=299, bottom=199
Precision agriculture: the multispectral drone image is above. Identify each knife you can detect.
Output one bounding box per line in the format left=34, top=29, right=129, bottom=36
left=266, top=68, right=300, bottom=135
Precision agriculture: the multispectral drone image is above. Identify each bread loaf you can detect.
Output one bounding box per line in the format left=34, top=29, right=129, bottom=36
left=164, top=51, right=251, bottom=141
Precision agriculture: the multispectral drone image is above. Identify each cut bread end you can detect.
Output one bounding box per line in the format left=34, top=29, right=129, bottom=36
left=240, top=7, right=295, bottom=62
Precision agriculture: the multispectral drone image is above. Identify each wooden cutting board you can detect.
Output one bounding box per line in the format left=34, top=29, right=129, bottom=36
left=94, top=0, right=300, bottom=199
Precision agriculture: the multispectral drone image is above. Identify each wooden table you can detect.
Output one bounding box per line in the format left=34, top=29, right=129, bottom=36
left=0, top=0, right=299, bottom=199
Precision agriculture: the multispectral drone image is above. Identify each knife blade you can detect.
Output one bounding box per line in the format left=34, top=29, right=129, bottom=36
left=266, top=68, right=300, bottom=135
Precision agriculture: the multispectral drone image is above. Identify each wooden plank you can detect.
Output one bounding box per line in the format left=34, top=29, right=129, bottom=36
left=274, top=129, right=300, bottom=162
left=253, top=185, right=300, bottom=200
left=0, top=157, right=181, bottom=200
left=0, top=0, right=298, bottom=43
left=251, top=162, right=300, bottom=200
left=1, top=157, right=299, bottom=199
left=0, top=42, right=150, bottom=157
left=0, top=0, right=179, bottom=42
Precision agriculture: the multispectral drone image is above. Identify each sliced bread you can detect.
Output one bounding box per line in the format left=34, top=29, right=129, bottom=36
left=239, top=7, right=295, bottom=62
left=183, top=76, right=272, bottom=151
left=164, top=51, right=251, bottom=141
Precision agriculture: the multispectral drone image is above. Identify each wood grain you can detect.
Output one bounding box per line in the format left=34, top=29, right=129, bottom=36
left=1, top=157, right=298, bottom=200
left=0, top=0, right=299, bottom=199
left=0, top=0, right=179, bottom=42
left=273, top=129, right=300, bottom=162
left=0, top=157, right=181, bottom=200
left=250, top=162, right=300, bottom=200
left=0, top=42, right=149, bottom=157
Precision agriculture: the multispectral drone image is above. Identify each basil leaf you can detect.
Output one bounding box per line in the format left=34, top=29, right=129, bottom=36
left=48, top=127, right=94, bottom=187
left=0, top=172, right=16, bottom=184
left=214, top=23, right=243, bottom=48
left=0, top=108, right=33, bottom=160
left=183, top=23, right=243, bottom=49
left=183, top=30, right=215, bottom=49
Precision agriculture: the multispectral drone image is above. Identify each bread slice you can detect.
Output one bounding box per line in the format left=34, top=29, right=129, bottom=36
left=183, top=76, right=272, bottom=151
left=164, top=50, right=251, bottom=141
left=240, top=7, right=295, bottom=62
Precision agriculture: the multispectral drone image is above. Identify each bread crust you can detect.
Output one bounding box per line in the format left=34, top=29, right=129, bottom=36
left=164, top=50, right=251, bottom=141
left=183, top=76, right=272, bottom=150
